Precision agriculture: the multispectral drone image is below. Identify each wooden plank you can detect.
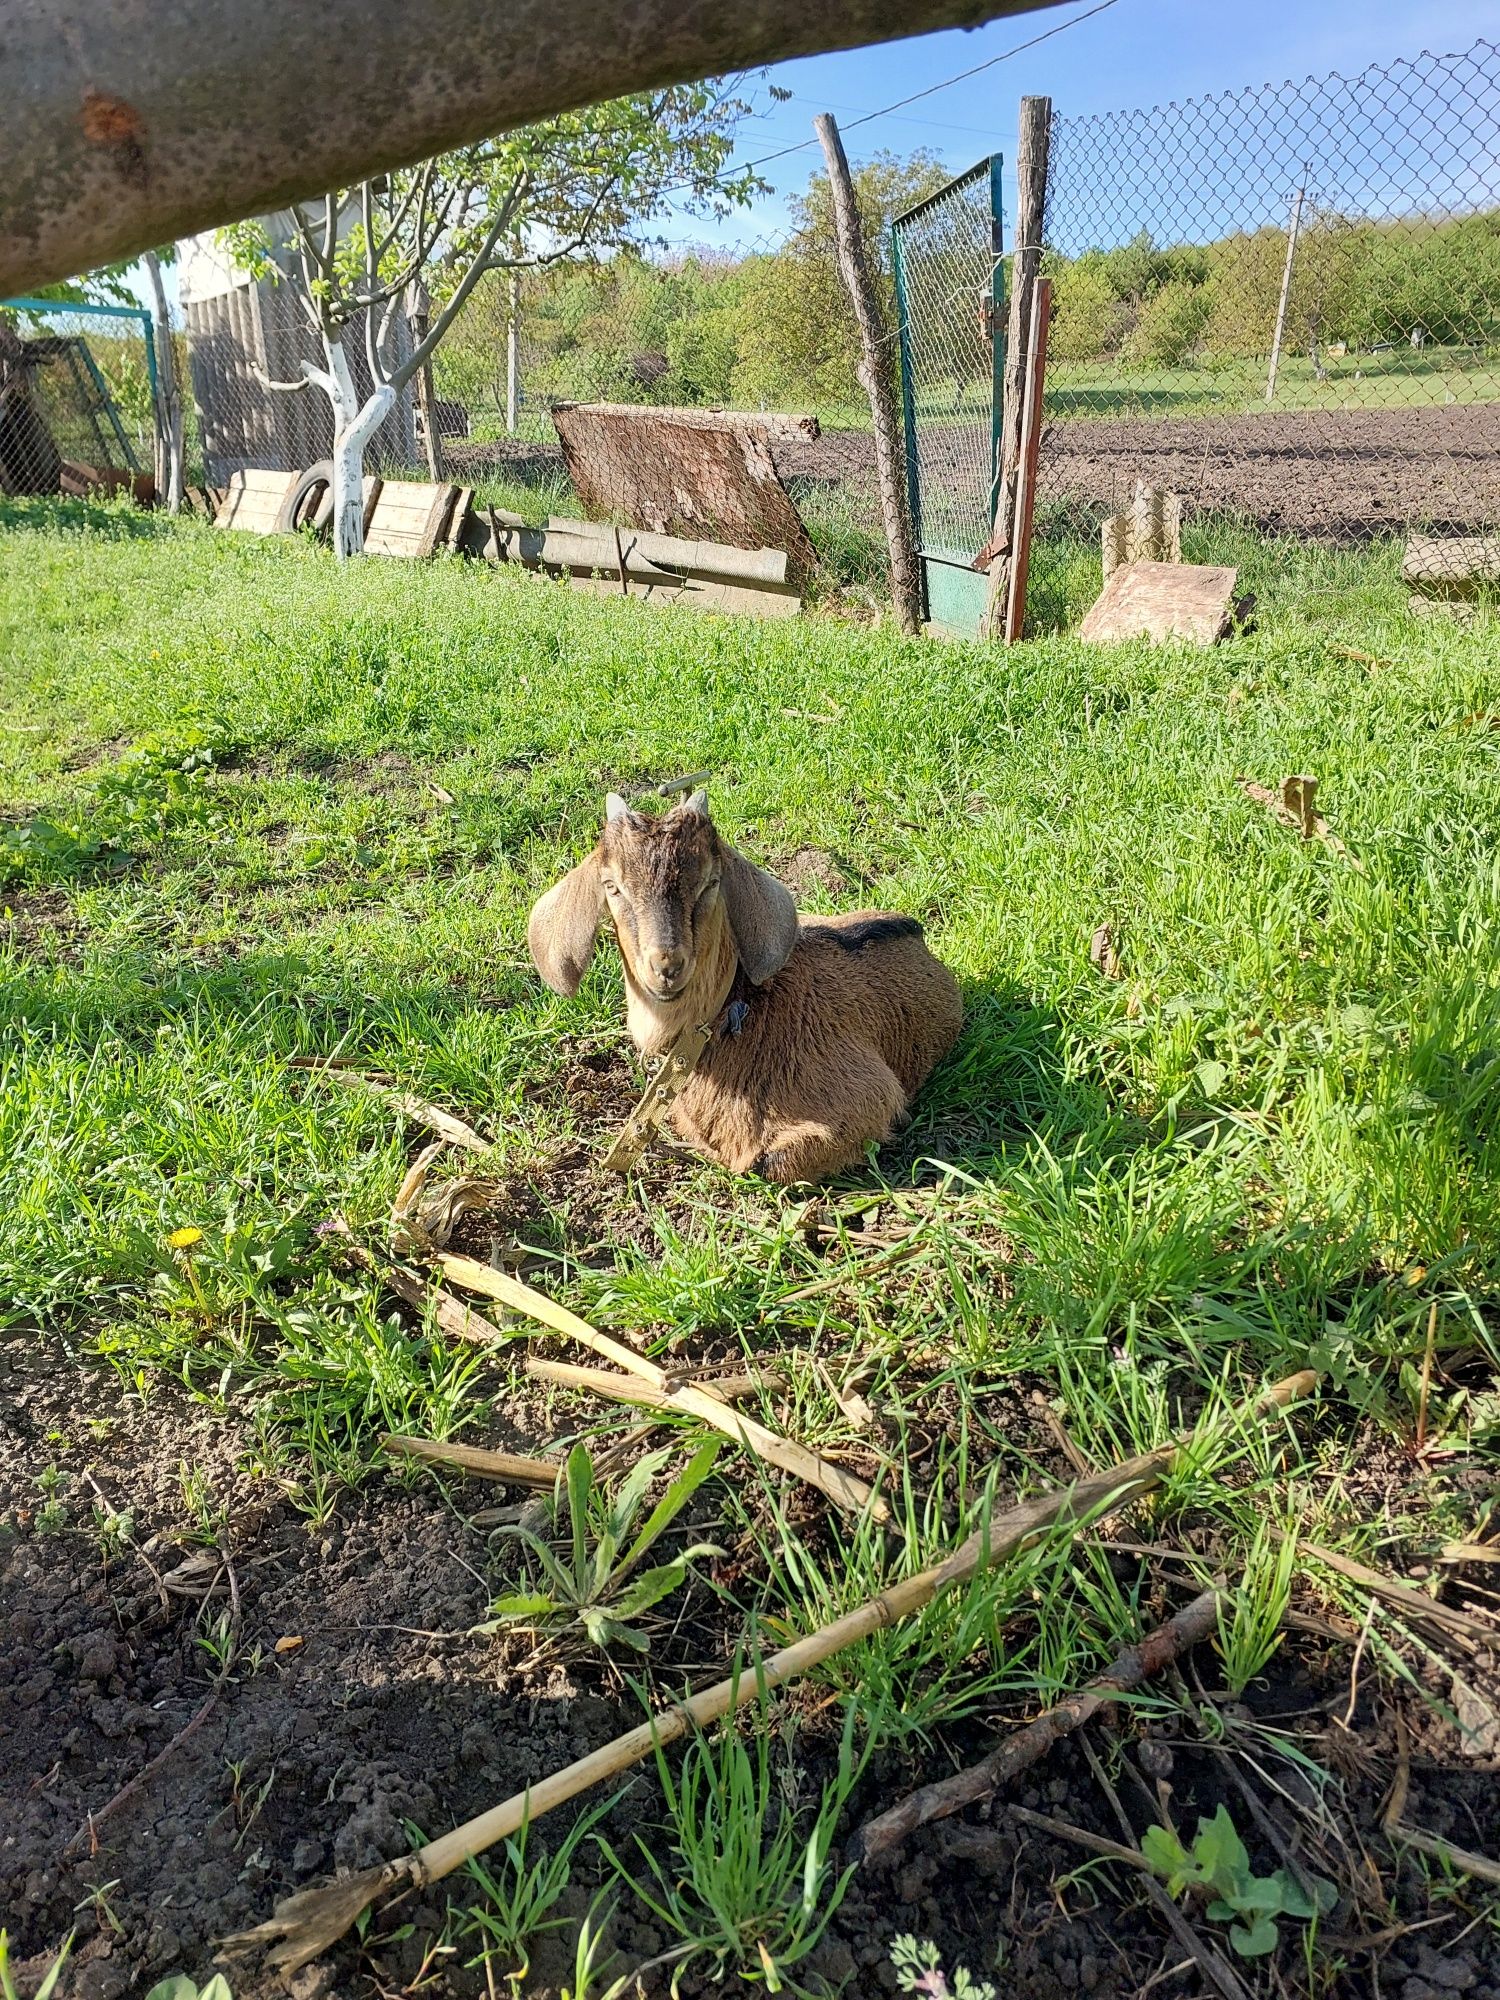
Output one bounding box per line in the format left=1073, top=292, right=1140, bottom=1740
left=445, top=488, right=473, bottom=553
left=1403, top=536, right=1500, bottom=595
left=214, top=467, right=298, bottom=533
left=550, top=404, right=817, bottom=582
left=365, top=478, right=457, bottom=558
left=1003, top=274, right=1051, bottom=644
left=551, top=400, right=818, bottom=443
left=485, top=511, right=791, bottom=589
left=567, top=572, right=802, bottom=620
left=1078, top=559, right=1239, bottom=647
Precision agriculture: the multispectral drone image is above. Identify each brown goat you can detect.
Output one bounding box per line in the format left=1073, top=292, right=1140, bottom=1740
left=526, top=791, right=962, bottom=1183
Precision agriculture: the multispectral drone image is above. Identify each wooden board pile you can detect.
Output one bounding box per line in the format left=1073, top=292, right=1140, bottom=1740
left=1079, top=480, right=1244, bottom=647
left=211, top=467, right=803, bottom=618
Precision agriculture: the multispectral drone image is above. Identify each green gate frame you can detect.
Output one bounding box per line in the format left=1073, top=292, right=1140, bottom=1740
left=892, top=155, right=1006, bottom=638
left=2, top=295, right=157, bottom=475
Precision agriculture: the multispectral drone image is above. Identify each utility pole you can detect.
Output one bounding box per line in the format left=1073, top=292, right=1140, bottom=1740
left=1265, top=168, right=1308, bottom=403
left=506, top=269, right=520, bottom=436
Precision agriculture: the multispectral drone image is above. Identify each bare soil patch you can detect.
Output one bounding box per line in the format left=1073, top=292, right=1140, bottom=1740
left=455, top=401, right=1500, bottom=553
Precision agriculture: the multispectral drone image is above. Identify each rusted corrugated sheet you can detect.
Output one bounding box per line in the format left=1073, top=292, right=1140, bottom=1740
left=550, top=403, right=818, bottom=582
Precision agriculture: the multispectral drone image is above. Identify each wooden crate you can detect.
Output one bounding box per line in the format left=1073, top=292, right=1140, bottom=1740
left=214, top=469, right=299, bottom=534
left=364, top=479, right=460, bottom=558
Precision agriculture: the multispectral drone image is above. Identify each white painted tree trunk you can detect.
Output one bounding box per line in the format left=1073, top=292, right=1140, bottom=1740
left=322, top=336, right=395, bottom=560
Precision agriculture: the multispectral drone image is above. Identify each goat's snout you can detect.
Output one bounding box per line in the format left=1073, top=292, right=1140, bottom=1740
left=644, top=944, right=689, bottom=994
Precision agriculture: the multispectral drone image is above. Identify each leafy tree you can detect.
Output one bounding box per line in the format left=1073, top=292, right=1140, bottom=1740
left=1046, top=255, right=1124, bottom=363
left=732, top=148, right=952, bottom=409
left=224, top=84, right=758, bottom=556
left=1126, top=275, right=1215, bottom=366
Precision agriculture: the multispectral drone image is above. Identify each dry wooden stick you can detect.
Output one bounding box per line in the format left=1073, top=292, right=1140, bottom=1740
left=292, top=1061, right=492, bottom=1152
left=602, top=1018, right=714, bottom=1173
left=1391, top=1822, right=1500, bottom=1890
left=223, top=1370, right=1317, bottom=1973
left=1081, top=1731, right=1254, bottom=2000
left=379, top=1434, right=561, bottom=1488
left=438, top=1253, right=889, bottom=1525
left=853, top=1583, right=1223, bottom=1862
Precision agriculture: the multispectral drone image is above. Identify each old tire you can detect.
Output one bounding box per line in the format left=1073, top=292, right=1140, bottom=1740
left=275, top=459, right=334, bottom=536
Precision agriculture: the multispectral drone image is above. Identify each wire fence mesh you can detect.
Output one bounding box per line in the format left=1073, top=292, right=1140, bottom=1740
left=17, top=36, right=1494, bottom=624
left=0, top=300, right=156, bottom=496
left=892, top=160, right=1001, bottom=569
left=1036, top=36, right=1500, bottom=603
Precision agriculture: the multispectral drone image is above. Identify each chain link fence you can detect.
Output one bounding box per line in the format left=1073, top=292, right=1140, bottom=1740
left=0, top=300, right=157, bottom=496
left=892, top=159, right=1003, bottom=633
left=1034, top=37, right=1500, bottom=607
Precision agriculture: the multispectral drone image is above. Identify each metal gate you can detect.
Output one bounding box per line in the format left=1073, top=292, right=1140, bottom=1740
left=892, top=158, right=1005, bottom=638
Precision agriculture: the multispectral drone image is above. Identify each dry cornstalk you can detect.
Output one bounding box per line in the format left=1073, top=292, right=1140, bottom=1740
left=379, top=1433, right=560, bottom=1488
left=1234, top=774, right=1362, bottom=870
left=291, top=1060, right=492, bottom=1152
left=223, top=1370, right=1316, bottom=1974
left=1286, top=1533, right=1492, bottom=1647
left=853, top=1583, right=1224, bottom=1862
left=527, top=1356, right=778, bottom=1407
left=438, top=1253, right=889, bottom=1525
left=390, top=1140, right=446, bottom=1227
left=602, top=1019, right=714, bottom=1172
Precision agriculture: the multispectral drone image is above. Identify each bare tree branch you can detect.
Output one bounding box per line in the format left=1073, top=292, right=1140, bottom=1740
left=387, top=169, right=530, bottom=393
left=253, top=364, right=311, bottom=393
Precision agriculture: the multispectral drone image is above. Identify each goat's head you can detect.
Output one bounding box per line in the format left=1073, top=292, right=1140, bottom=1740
left=527, top=790, right=798, bottom=1005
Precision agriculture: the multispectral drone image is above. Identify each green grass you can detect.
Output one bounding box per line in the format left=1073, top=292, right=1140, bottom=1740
left=2, top=497, right=1498, bottom=1957
left=1048, top=342, right=1500, bottom=420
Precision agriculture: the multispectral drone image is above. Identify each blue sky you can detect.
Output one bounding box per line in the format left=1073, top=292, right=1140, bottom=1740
left=657, top=0, right=1500, bottom=249
left=132, top=0, right=1496, bottom=308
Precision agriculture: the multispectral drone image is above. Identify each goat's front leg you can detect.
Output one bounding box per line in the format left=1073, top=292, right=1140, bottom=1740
left=753, top=1054, right=908, bottom=1184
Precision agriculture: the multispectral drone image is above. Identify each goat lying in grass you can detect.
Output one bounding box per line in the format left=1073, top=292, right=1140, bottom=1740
left=527, top=791, right=962, bottom=1183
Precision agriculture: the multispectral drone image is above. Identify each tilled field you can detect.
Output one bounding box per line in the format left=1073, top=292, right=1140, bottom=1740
left=453, top=401, right=1500, bottom=549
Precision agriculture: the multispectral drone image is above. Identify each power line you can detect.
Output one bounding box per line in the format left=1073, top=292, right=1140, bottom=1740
left=710, top=0, right=1122, bottom=186
left=842, top=0, right=1120, bottom=132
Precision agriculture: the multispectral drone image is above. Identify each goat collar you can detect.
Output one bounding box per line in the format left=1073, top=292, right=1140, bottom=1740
left=603, top=960, right=749, bottom=1174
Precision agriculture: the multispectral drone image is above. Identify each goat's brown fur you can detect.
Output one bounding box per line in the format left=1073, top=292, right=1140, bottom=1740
left=527, top=794, right=962, bottom=1183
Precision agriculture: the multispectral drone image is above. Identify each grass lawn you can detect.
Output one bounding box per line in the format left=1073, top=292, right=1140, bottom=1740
left=2, top=498, right=1498, bottom=1999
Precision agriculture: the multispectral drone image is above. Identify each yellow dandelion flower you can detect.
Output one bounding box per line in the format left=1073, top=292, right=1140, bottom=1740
left=167, top=1226, right=204, bottom=1250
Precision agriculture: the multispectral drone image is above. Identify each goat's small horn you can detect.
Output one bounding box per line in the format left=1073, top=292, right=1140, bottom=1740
left=605, top=792, right=630, bottom=823
left=682, top=789, right=709, bottom=817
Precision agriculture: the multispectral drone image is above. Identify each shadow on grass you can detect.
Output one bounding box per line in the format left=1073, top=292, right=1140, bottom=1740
left=0, top=494, right=182, bottom=540
left=882, top=980, right=1140, bottom=1188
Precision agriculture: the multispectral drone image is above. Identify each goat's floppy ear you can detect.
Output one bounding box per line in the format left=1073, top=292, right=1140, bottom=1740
left=719, top=845, right=798, bottom=985
left=527, top=855, right=605, bottom=997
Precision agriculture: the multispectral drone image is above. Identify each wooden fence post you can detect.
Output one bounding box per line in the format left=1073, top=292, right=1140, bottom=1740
left=142, top=249, right=183, bottom=512
left=407, top=281, right=445, bottom=482
left=815, top=111, right=923, bottom=637
left=983, top=94, right=1051, bottom=638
